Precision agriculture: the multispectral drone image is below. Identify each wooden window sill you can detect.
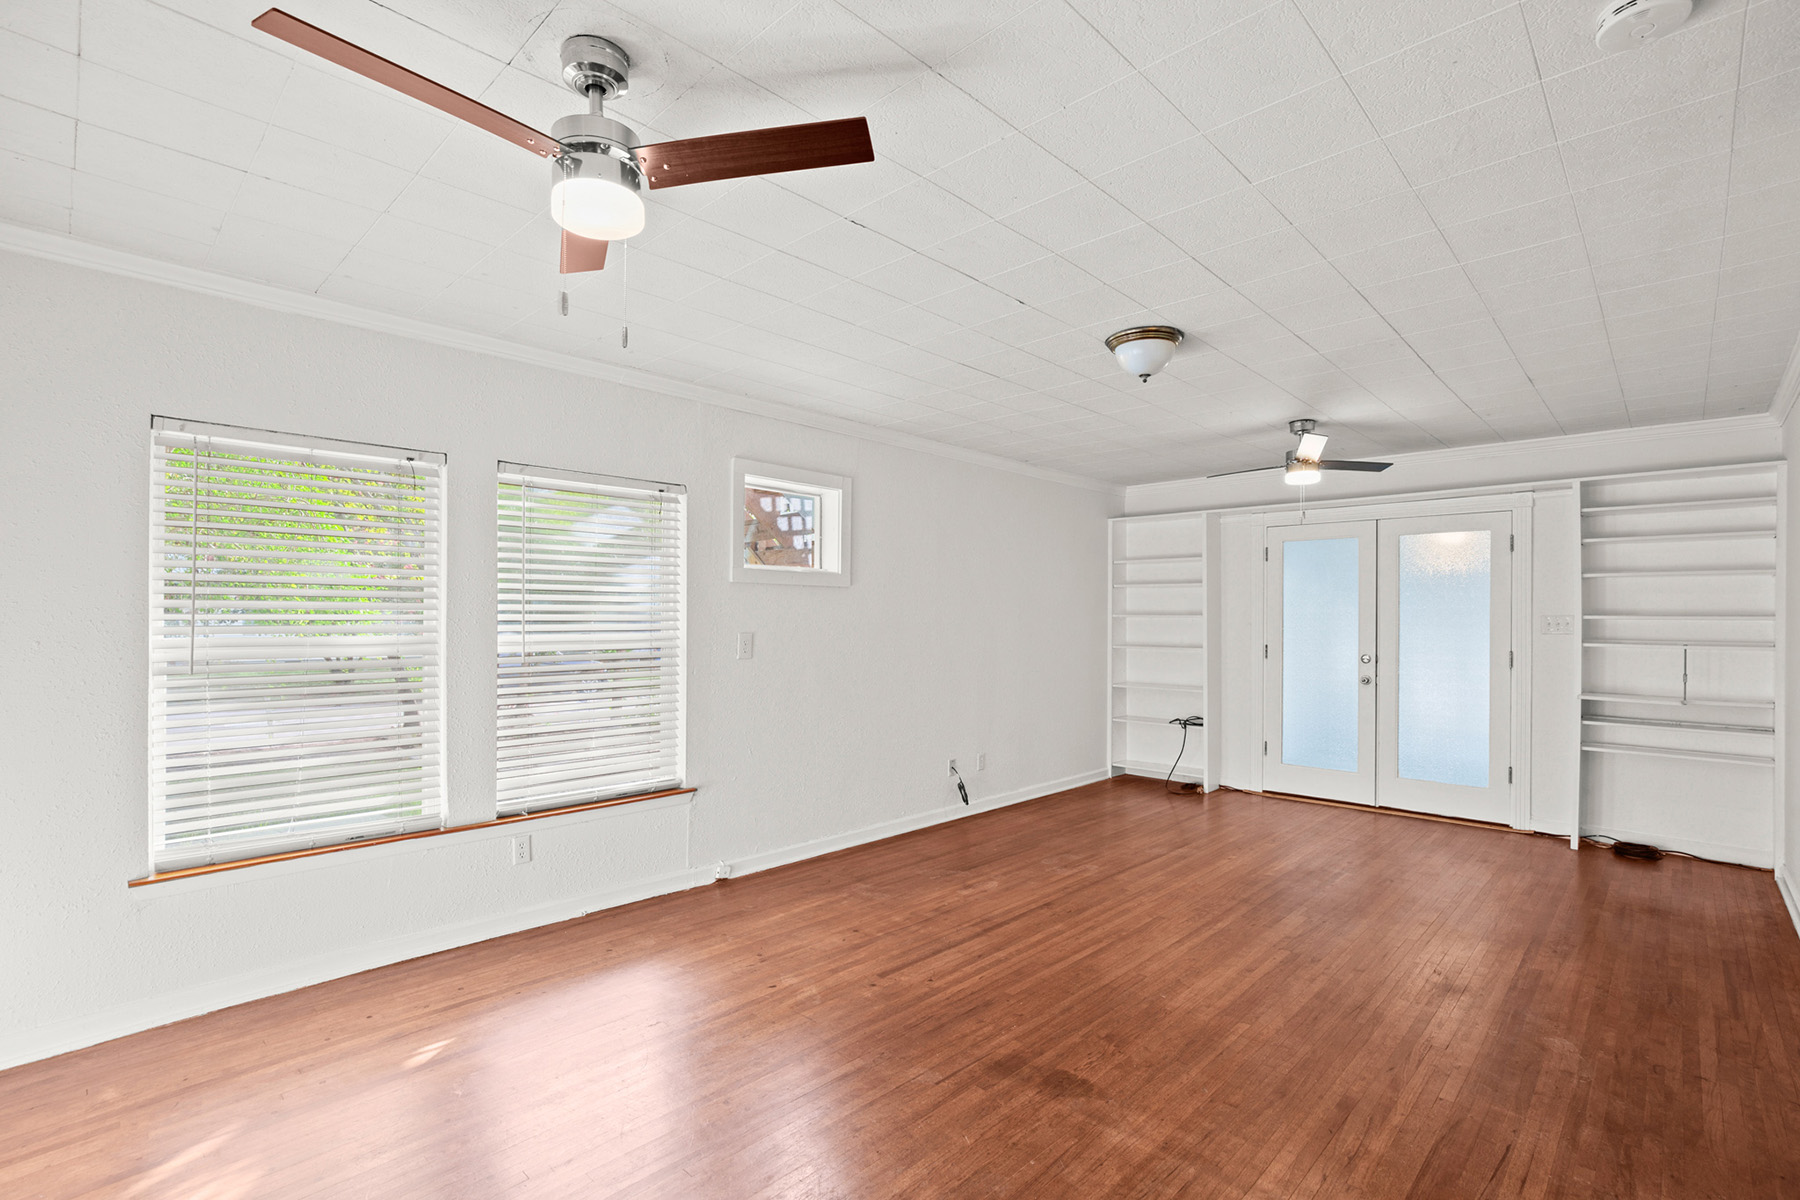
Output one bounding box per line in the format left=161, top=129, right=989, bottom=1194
left=128, top=787, right=698, bottom=887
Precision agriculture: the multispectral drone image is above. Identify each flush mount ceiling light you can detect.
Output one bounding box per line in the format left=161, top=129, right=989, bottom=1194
left=1105, top=326, right=1184, bottom=382
left=249, top=11, right=874, bottom=274
left=1595, top=0, right=1691, bottom=52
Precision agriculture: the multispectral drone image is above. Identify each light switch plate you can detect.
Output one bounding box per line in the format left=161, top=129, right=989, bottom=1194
left=1540, top=615, right=1576, bottom=635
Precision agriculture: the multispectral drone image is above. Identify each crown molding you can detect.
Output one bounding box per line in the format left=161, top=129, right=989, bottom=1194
left=0, top=222, right=1119, bottom=496
left=1126, top=410, right=1784, bottom=498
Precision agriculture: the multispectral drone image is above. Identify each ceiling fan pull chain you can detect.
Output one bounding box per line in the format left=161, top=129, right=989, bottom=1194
left=559, top=290, right=568, bottom=317
left=621, top=239, right=630, bottom=349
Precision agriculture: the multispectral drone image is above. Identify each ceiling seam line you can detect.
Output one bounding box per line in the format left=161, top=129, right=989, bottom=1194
left=1516, top=1, right=1642, bottom=432
left=1697, top=3, right=1754, bottom=422
left=1271, top=0, right=1510, bottom=446
left=1087, top=18, right=1439, bottom=455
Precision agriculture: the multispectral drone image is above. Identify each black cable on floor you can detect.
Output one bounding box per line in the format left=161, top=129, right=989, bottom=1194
left=1165, top=716, right=1204, bottom=795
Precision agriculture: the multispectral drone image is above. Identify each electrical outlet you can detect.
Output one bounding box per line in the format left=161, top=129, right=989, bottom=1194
left=736, top=631, right=754, bottom=659
left=1540, top=615, right=1575, bottom=635
left=510, top=834, right=532, bottom=865
left=976, top=753, right=987, bottom=772
left=714, top=861, right=732, bottom=880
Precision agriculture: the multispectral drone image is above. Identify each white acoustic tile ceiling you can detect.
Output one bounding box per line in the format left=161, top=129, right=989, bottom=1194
left=1, top=0, right=1797, bottom=482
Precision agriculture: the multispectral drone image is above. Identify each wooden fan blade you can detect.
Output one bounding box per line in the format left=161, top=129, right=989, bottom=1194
left=634, top=117, right=873, bottom=189
left=251, top=9, right=561, bottom=159
left=1318, top=460, right=1392, bottom=472
left=559, top=231, right=609, bottom=274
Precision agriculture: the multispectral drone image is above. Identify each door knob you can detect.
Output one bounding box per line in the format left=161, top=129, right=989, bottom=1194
left=1360, top=676, right=1372, bottom=685
left=1360, top=654, right=1372, bottom=663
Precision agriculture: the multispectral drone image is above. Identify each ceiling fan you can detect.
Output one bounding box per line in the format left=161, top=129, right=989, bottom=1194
left=250, top=10, right=876, bottom=274
left=1208, top=420, right=1393, bottom=485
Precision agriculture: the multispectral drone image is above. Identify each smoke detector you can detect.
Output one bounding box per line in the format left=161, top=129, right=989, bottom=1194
left=1105, top=326, right=1184, bottom=382
left=1596, top=0, right=1691, bottom=52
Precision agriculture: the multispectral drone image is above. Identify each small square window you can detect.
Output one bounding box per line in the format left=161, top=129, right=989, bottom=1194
left=731, top=460, right=850, bottom=586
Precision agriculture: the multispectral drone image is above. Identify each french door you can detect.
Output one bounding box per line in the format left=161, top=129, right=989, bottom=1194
left=1264, top=513, right=1513, bottom=823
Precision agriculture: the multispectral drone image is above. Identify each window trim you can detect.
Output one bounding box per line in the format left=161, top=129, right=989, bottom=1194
left=127, top=785, right=697, bottom=887
left=731, top=459, right=852, bottom=587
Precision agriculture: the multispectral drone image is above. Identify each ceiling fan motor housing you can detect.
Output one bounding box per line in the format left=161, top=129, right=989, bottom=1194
left=561, top=35, right=631, bottom=100
left=551, top=113, right=644, bottom=189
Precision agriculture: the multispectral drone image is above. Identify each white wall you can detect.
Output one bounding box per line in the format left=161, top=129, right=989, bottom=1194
left=1123, top=417, right=1784, bottom=856
left=0, top=251, right=1115, bottom=1067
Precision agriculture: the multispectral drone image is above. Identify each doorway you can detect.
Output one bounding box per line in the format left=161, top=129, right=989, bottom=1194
left=1263, top=512, right=1513, bottom=824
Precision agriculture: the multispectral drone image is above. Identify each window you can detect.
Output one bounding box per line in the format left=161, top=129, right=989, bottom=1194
left=497, top=464, right=685, bottom=814
left=149, top=418, right=445, bottom=870
left=731, top=459, right=851, bottom=586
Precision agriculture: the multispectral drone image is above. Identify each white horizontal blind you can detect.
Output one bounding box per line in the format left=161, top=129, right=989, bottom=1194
left=497, top=465, right=685, bottom=814
left=149, top=420, right=445, bottom=870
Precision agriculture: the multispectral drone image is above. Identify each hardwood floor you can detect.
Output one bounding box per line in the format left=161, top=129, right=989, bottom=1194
left=5, top=777, right=1799, bottom=1198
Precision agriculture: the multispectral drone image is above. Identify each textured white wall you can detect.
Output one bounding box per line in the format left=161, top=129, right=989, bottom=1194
left=0, top=252, right=1114, bottom=1066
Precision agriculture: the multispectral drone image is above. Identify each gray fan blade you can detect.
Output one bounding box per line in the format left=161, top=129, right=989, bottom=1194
left=1206, top=465, right=1285, bottom=479
left=1318, top=459, right=1392, bottom=472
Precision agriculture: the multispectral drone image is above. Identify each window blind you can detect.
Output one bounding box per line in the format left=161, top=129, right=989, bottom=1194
left=149, top=419, right=445, bottom=870
left=497, top=464, right=685, bottom=814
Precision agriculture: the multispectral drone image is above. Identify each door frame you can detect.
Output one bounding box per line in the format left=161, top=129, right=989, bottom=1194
left=1242, top=492, right=1535, bottom=829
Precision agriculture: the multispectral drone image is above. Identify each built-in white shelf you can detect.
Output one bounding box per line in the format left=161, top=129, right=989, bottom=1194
left=1582, top=715, right=1774, bottom=735
left=1111, top=513, right=1211, bottom=788
left=1581, top=529, right=1775, bottom=544
left=1112, top=581, right=1204, bottom=589
left=1577, top=463, right=1781, bottom=852
left=1111, top=757, right=1205, bottom=781
left=1583, top=639, right=1776, bottom=649
left=1112, top=682, right=1204, bottom=692
left=1583, top=568, right=1775, bottom=578
left=1581, top=497, right=1776, bottom=516
left=1581, top=743, right=1775, bottom=767
left=1583, top=613, right=1770, bottom=621
left=1579, top=692, right=1775, bottom=710
left=1113, top=554, right=1204, bottom=565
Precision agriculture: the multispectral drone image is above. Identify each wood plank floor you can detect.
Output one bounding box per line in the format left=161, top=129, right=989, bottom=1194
left=5, top=777, right=1800, bottom=1198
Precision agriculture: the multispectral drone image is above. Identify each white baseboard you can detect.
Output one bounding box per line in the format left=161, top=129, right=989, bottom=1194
left=0, top=769, right=1106, bottom=1073
left=724, top=769, right=1110, bottom=881
left=0, top=865, right=710, bottom=1074
left=1582, top=824, right=1774, bottom=869
left=1779, top=870, right=1800, bottom=942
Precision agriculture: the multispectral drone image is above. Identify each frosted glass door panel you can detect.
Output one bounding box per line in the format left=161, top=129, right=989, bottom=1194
left=1264, top=520, right=1376, bottom=805
left=1374, top=511, right=1512, bottom=825
left=1395, top=531, right=1490, bottom=787
left=1282, top=538, right=1361, bottom=772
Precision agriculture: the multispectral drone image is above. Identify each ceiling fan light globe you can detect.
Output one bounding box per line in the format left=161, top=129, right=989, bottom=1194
left=551, top=175, right=645, bottom=240
left=1285, top=461, right=1321, bottom=486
